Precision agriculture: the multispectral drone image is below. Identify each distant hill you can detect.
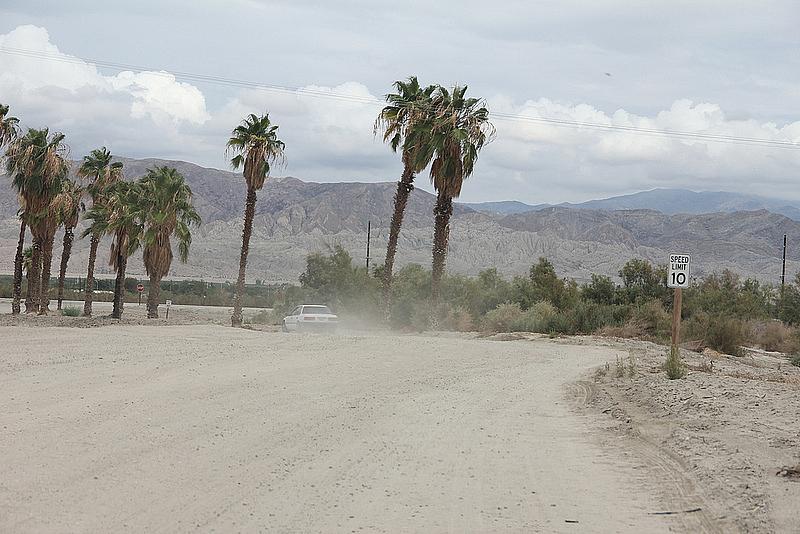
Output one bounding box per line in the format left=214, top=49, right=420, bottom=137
left=466, top=188, right=800, bottom=221
left=2, top=160, right=799, bottom=283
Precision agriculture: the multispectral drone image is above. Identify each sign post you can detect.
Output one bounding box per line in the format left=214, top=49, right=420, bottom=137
left=667, top=254, right=690, bottom=351
left=165, top=299, right=172, bottom=320
left=137, top=283, right=144, bottom=305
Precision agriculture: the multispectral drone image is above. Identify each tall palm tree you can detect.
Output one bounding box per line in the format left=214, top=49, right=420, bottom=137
left=226, top=113, right=285, bottom=327
left=78, top=148, right=124, bottom=316
left=83, top=181, right=142, bottom=319
left=1, top=104, right=23, bottom=314
left=138, top=166, right=200, bottom=319
left=0, top=104, right=18, bottom=148
left=22, top=245, right=35, bottom=306
left=51, top=178, right=85, bottom=309
left=374, top=77, right=437, bottom=320
left=5, top=128, right=69, bottom=314
left=426, top=85, right=494, bottom=326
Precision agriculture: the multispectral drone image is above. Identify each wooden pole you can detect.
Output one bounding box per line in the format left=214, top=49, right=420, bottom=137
left=671, top=287, right=683, bottom=349
left=365, top=220, right=371, bottom=271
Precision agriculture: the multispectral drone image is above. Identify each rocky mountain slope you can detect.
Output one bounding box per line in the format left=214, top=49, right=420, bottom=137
left=2, top=159, right=798, bottom=284
left=469, top=188, right=800, bottom=220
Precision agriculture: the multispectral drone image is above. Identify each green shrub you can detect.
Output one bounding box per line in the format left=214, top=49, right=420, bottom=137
left=250, top=309, right=277, bottom=325
left=509, top=301, right=558, bottom=333
left=482, top=303, right=524, bottom=332
left=790, top=355, right=800, bottom=367
left=664, top=346, right=687, bottom=379
left=631, top=300, right=671, bottom=339
left=61, top=306, right=80, bottom=317
left=687, top=313, right=747, bottom=356
left=444, top=306, right=475, bottom=332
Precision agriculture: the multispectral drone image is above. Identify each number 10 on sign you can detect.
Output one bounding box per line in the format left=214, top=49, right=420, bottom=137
left=668, top=254, right=690, bottom=289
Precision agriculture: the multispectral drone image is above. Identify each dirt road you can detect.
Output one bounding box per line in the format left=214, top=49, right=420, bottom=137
left=1, top=326, right=682, bottom=533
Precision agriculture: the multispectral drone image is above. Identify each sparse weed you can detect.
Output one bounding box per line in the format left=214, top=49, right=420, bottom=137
left=664, top=346, right=687, bottom=380
left=615, top=356, right=625, bottom=378
left=627, top=351, right=637, bottom=378
left=61, top=306, right=80, bottom=317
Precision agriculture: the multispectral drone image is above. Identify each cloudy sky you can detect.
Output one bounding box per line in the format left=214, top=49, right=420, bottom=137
left=1, top=0, right=799, bottom=203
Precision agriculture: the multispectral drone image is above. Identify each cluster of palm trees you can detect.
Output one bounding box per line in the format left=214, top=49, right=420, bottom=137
left=1, top=104, right=201, bottom=319
left=222, top=80, right=493, bottom=329
left=3, top=75, right=490, bottom=328
left=375, top=78, right=494, bottom=324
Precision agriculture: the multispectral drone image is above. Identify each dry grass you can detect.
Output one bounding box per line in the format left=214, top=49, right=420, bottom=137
left=749, top=321, right=799, bottom=353
left=596, top=321, right=645, bottom=339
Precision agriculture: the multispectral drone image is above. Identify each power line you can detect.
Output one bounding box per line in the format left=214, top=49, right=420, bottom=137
left=2, top=45, right=799, bottom=150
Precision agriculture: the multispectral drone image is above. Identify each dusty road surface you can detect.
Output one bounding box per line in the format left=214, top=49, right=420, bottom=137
left=1, top=326, right=685, bottom=533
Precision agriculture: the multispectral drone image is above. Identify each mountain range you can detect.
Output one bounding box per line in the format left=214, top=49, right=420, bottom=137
left=466, top=189, right=800, bottom=220
left=2, top=158, right=798, bottom=284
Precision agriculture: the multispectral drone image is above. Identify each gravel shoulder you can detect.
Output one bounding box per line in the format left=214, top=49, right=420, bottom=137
left=1, top=325, right=684, bottom=533
left=567, top=336, right=800, bottom=533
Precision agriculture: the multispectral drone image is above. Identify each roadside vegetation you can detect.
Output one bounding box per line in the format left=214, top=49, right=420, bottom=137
left=248, top=246, right=800, bottom=359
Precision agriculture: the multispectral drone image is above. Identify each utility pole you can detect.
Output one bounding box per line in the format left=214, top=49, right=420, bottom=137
left=365, top=220, right=371, bottom=272
left=781, top=234, right=787, bottom=292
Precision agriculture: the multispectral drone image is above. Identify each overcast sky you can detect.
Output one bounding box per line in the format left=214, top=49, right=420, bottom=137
left=1, top=0, right=799, bottom=203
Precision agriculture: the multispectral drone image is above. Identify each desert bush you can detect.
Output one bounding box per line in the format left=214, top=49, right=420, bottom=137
left=750, top=321, right=794, bottom=352
left=615, top=356, right=625, bottom=377
left=631, top=300, right=671, bottom=339
left=250, top=309, right=277, bottom=325
left=509, top=301, right=557, bottom=332
left=482, top=303, right=524, bottom=332
left=61, top=306, right=80, bottom=317
left=663, top=346, right=687, bottom=379
left=790, top=355, right=800, bottom=368
left=686, top=312, right=747, bottom=356
left=444, top=306, right=475, bottom=332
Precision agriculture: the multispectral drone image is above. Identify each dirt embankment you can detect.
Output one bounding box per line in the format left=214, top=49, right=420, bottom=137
left=577, top=337, right=800, bottom=533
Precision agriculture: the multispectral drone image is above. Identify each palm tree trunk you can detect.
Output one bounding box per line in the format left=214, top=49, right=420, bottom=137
left=112, top=250, right=128, bottom=319
left=12, top=219, right=25, bottom=315
left=56, top=226, right=74, bottom=310
left=382, top=165, right=415, bottom=322
left=231, top=187, right=257, bottom=327
left=38, top=229, right=56, bottom=315
left=147, top=272, right=163, bottom=319
left=26, top=237, right=42, bottom=314
left=430, top=192, right=453, bottom=329
left=83, top=233, right=100, bottom=317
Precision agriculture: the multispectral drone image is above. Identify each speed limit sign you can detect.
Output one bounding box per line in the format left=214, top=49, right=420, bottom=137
left=667, top=254, right=691, bottom=288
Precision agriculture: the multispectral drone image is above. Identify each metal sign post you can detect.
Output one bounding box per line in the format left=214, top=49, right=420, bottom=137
left=165, top=299, right=172, bottom=320
left=137, top=283, right=144, bottom=305
left=667, top=254, right=691, bottom=352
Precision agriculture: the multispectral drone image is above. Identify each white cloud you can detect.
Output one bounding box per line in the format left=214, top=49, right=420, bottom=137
left=2, top=24, right=800, bottom=204
left=0, top=25, right=209, bottom=125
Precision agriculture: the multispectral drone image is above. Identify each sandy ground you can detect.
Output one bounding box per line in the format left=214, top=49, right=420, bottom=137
left=0, top=298, right=268, bottom=327
left=0, top=325, right=691, bottom=533
left=577, top=337, right=800, bottom=533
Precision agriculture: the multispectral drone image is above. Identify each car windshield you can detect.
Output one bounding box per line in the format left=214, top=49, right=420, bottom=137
left=303, top=306, right=332, bottom=315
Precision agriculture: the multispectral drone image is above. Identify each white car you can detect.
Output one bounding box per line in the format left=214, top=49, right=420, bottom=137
left=282, top=305, right=339, bottom=332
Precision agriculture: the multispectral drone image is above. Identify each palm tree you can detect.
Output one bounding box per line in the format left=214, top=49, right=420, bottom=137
left=83, top=181, right=142, bottom=319
left=5, top=128, right=69, bottom=314
left=0, top=104, right=18, bottom=148
left=51, top=178, right=85, bottom=309
left=22, top=246, right=36, bottom=306
left=137, top=166, right=200, bottom=319
left=226, top=113, right=285, bottom=327
left=78, top=148, right=124, bottom=317
left=374, top=77, right=437, bottom=320
left=1, top=104, right=24, bottom=314
left=426, top=85, right=494, bottom=326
